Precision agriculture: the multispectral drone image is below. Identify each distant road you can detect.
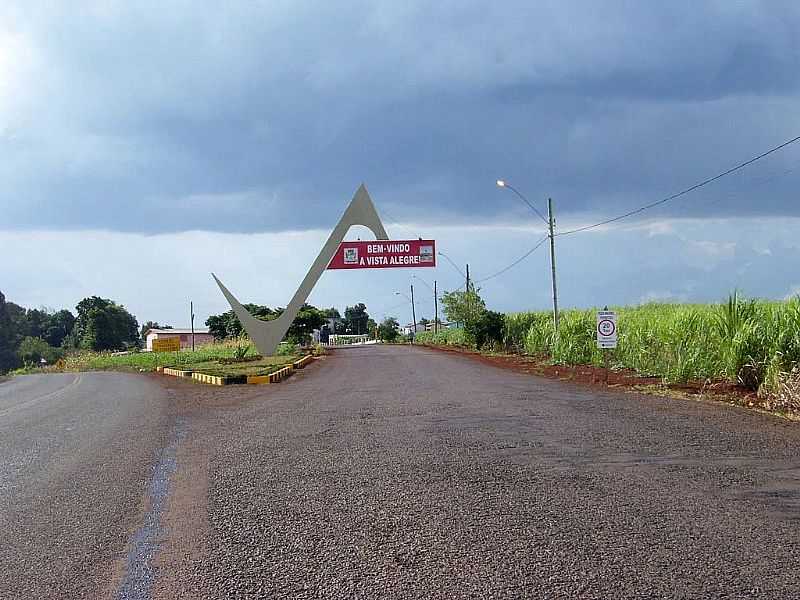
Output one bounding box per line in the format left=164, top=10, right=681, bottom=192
left=0, top=372, right=174, bottom=599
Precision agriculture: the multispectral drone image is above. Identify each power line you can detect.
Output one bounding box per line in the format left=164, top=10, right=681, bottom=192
left=557, top=134, right=800, bottom=237
left=476, top=236, right=549, bottom=284
left=379, top=206, right=420, bottom=240
left=437, top=252, right=466, bottom=278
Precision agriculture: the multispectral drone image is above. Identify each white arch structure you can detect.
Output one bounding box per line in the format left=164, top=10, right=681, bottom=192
left=212, top=184, right=389, bottom=356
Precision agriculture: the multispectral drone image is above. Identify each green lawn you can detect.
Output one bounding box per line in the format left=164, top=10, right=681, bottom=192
left=59, top=341, right=297, bottom=376
left=175, top=355, right=296, bottom=378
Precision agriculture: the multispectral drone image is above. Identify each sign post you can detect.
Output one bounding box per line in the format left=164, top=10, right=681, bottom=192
left=152, top=337, right=181, bottom=353
left=596, top=308, right=617, bottom=385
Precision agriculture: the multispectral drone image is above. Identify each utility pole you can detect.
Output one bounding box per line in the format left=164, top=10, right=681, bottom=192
left=434, top=279, right=438, bottom=334
left=465, top=263, right=471, bottom=324
left=190, top=301, right=195, bottom=352
left=410, top=284, right=417, bottom=334
left=548, top=198, right=560, bottom=332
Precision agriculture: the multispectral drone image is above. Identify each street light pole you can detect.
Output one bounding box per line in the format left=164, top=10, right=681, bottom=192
left=412, top=274, right=438, bottom=335
left=434, top=279, right=438, bottom=334
left=547, top=198, right=560, bottom=332
left=496, top=180, right=560, bottom=332
left=410, top=284, right=417, bottom=334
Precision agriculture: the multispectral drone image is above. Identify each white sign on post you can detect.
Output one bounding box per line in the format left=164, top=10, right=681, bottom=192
left=596, top=309, right=618, bottom=349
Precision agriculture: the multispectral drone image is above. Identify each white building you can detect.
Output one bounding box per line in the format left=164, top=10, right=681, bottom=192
left=144, top=328, right=214, bottom=351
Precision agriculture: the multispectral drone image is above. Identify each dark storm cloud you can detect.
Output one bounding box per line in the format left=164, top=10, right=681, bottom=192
left=2, top=1, right=800, bottom=234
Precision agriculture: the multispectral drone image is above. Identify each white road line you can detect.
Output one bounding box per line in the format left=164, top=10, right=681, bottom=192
left=0, top=374, right=83, bottom=419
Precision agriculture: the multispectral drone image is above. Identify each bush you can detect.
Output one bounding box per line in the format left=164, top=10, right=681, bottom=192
left=276, top=341, right=296, bottom=356
left=468, top=310, right=505, bottom=350
left=17, top=336, right=63, bottom=365
left=415, top=327, right=468, bottom=347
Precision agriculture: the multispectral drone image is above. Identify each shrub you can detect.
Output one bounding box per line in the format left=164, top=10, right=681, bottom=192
left=469, top=310, right=505, bottom=350
left=17, top=336, right=63, bottom=365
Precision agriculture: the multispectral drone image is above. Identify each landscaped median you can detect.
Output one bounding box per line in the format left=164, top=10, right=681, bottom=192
left=159, top=353, right=316, bottom=386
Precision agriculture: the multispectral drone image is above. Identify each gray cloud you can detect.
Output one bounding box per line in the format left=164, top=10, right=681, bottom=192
left=2, top=1, right=800, bottom=234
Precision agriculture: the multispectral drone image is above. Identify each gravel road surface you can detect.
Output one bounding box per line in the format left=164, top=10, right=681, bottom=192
left=156, top=344, right=800, bottom=599
left=3, top=346, right=799, bottom=599
left=0, top=372, right=174, bottom=599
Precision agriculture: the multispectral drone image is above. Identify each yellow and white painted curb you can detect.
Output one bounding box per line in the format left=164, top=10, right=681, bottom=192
left=247, top=365, right=293, bottom=384
left=163, top=367, right=193, bottom=378
left=161, top=355, right=316, bottom=386
left=192, top=372, right=227, bottom=386
left=292, top=354, right=314, bottom=369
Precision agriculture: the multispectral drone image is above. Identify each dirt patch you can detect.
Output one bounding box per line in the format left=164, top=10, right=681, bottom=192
left=419, top=344, right=796, bottom=419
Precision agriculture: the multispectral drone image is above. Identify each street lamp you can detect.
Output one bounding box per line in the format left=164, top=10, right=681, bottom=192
left=437, top=251, right=466, bottom=279
left=496, top=179, right=559, bottom=331
left=394, top=289, right=417, bottom=336
left=412, top=274, right=439, bottom=334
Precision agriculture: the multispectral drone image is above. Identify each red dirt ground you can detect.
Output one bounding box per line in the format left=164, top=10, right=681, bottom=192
left=420, top=343, right=768, bottom=410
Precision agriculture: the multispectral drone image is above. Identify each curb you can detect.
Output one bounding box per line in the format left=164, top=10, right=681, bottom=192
left=247, top=365, right=293, bottom=385
left=191, top=372, right=246, bottom=386
left=160, top=354, right=316, bottom=386
left=163, top=367, right=193, bottom=378
left=292, top=354, right=314, bottom=369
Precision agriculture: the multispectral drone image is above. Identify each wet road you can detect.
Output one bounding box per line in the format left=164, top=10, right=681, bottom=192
left=0, top=372, right=174, bottom=599
left=2, top=346, right=800, bottom=598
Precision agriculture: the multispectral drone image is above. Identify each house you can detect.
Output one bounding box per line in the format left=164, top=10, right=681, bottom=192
left=144, top=328, right=214, bottom=351
left=401, top=321, right=429, bottom=335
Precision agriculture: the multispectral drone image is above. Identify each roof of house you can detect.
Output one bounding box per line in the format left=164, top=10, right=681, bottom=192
left=145, top=328, right=210, bottom=335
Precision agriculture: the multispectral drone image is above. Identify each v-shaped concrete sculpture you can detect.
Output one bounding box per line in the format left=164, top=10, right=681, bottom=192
left=212, top=184, right=389, bottom=356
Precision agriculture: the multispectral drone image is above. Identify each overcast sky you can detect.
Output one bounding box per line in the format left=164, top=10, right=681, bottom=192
left=2, top=2, right=800, bottom=327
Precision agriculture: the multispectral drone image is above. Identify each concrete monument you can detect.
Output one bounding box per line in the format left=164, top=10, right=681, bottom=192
left=212, top=184, right=389, bottom=356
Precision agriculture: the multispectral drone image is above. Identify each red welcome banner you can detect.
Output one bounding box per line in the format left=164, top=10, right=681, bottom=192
left=327, top=239, right=436, bottom=270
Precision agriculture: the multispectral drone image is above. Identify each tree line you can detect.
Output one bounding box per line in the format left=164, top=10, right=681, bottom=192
left=0, top=291, right=140, bottom=373
left=205, top=302, right=377, bottom=344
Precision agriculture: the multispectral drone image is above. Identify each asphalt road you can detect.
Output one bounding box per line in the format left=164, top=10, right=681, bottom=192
left=0, top=372, right=175, bottom=599
left=2, top=345, right=800, bottom=599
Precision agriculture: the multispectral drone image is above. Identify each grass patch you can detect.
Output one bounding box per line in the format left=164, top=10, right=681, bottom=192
left=52, top=339, right=298, bottom=376
left=179, top=355, right=296, bottom=378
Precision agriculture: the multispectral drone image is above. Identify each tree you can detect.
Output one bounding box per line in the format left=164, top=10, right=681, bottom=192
left=71, top=296, right=140, bottom=351
left=44, top=309, right=76, bottom=348
left=205, top=303, right=327, bottom=346
left=0, top=291, right=18, bottom=373
left=377, top=317, right=400, bottom=342
left=344, top=303, right=370, bottom=335
left=321, top=307, right=344, bottom=334
left=206, top=304, right=276, bottom=340
left=5, top=301, right=27, bottom=348
left=24, top=308, right=50, bottom=339
left=366, top=318, right=377, bottom=338
left=285, top=304, right=326, bottom=345
left=441, top=288, right=486, bottom=329
left=140, top=321, right=171, bottom=340
left=470, top=310, right=505, bottom=350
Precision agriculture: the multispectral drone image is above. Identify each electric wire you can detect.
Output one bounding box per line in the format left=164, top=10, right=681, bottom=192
left=556, top=134, right=800, bottom=237
left=475, top=235, right=549, bottom=284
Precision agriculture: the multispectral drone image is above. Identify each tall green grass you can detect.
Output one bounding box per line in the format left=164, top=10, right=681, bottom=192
left=414, top=327, right=468, bottom=347
left=61, top=339, right=257, bottom=372
left=503, top=294, right=800, bottom=391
